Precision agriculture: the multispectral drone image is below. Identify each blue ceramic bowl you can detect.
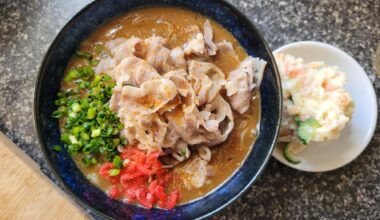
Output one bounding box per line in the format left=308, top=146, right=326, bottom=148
left=34, top=0, right=282, bottom=219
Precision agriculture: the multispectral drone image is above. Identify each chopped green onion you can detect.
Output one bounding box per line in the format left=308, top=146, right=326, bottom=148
left=89, top=59, right=99, bottom=66
left=68, top=111, right=77, bottom=119
left=65, top=88, right=79, bottom=95
left=64, top=69, right=80, bottom=83
left=91, top=128, right=101, bottom=137
left=54, top=98, right=67, bottom=106
left=64, top=66, right=95, bottom=83
left=121, top=138, right=128, bottom=146
left=80, top=132, right=90, bottom=141
left=91, top=157, right=98, bottom=165
left=180, top=148, right=187, bottom=157
left=101, top=127, right=113, bottom=137
left=82, top=155, right=93, bottom=166
left=105, top=143, right=116, bottom=151
left=52, top=145, right=62, bottom=152
left=78, top=66, right=95, bottom=78
left=58, top=106, right=67, bottom=113
left=113, top=138, right=120, bottom=147
left=108, top=169, right=120, bottom=176
left=95, top=44, right=105, bottom=54
left=57, top=92, right=65, bottom=98
left=294, top=116, right=302, bottom=125
left=104, top=151, right=117, bottom=162
left=71, top=102, right=81, bottom=112
left=80, top=98, right=89, bottom=109
left=72, top=126, right=80, bottom=135
left=103, top=75, right=112, bottom=81
left=75, top=50, right=92, bottom=60
left=69, top=135, right=78, bottom=144
left=91, top=87, right=101, bottom=97
left=79, top=81, right=90, bottom=89
left=61, top=133, right=70, bottom=144
left=68, top=144, right=79, bottom=155
left=91, top=75, right=102, bottom=87
left=87, top=107, right=96, bottom=119
left=82, top=122, right=92, bottom=130
left=54, top=71, right=121, bottom=166
left=113, top=155, right=122, bottom=168
left=112, top=128, right=119, bottom=135
left=96, top=111, right=106, bottom=124
left=82, top=145, right=93, bottom=154
left=52, top=110, right=65, bottom=118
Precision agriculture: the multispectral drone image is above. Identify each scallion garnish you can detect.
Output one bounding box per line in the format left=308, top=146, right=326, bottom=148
left=52, top=145, right=62, bottom=152
left=54, top=50, right=121, bottom=166
left=113, top=155, right=122, bottom=168
left=75, top=50, right=92, bottom=60
left=109, top=169, right=120, bottom=176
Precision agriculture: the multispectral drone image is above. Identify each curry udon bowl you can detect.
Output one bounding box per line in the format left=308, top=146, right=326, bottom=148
left=34, top=0, right=281, bottom=219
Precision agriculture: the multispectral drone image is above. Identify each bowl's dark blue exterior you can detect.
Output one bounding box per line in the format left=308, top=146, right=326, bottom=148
left=34, top=0, right=282, bottom=219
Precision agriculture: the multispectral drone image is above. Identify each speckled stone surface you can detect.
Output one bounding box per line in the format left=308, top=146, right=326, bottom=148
left=0, top=0, right=379, bottom=219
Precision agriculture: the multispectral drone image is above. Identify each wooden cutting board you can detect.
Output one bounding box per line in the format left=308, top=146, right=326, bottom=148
left=0, top=132, right=89, bottom=220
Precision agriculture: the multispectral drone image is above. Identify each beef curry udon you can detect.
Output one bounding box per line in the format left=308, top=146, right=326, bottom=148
left=53, top=7, right=265, bottom=208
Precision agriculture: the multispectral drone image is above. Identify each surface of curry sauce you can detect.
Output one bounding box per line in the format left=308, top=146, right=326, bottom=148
left=63, top=7, right=260, bottom=204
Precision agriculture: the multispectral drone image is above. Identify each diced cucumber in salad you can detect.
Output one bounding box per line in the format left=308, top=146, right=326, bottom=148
left=283, top=143, right=301, bottom=164
left=283, top=116, right=320, bottom=164
left=295, top=116, right=321, bottom=145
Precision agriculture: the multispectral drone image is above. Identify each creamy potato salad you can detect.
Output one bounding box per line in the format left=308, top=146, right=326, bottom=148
left=275, top=53, right=354, bottom=164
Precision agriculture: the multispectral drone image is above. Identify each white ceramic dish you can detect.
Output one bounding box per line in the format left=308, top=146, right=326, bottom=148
left=272, top=41, right=378, bottom=172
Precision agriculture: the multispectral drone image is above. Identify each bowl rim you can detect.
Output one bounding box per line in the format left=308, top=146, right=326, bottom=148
left=33, top=0, right=282, bottom=219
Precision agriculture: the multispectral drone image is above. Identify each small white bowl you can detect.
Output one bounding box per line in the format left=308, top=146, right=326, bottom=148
left=272, top=41, right=378, bottom=172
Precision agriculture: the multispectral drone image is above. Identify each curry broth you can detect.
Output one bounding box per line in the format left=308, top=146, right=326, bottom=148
left=62, top=7, right=259, bottom=204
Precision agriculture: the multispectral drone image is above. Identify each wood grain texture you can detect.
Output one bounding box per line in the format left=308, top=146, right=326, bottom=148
left=0, top=132, right=88, bottom=220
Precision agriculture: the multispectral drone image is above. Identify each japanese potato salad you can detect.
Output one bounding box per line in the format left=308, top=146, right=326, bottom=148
left=52, top=7, right=267, bottom=209
left=274, top=53, right=354, bottom=164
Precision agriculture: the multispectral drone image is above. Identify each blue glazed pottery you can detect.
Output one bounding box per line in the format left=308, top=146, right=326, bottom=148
left=34, top=0, right=282, bottom=219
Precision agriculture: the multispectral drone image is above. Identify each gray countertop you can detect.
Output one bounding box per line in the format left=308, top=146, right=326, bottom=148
left=0, top=0, right=379, bottom=219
